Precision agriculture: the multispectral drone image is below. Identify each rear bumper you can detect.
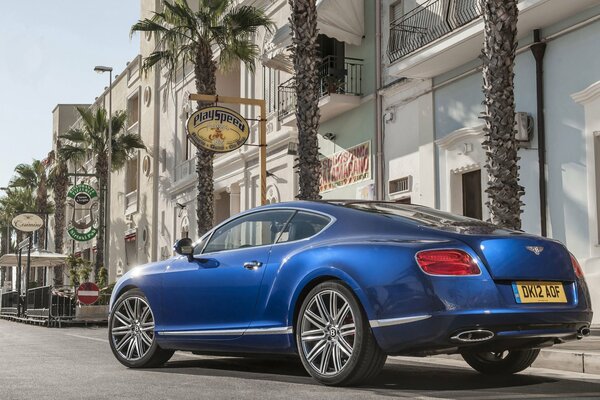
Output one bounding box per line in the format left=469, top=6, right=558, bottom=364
left=372, top=308, right=593, bottom=355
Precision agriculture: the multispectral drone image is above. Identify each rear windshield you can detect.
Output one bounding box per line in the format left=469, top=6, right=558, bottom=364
left=342, top=202, right=495, bottom=228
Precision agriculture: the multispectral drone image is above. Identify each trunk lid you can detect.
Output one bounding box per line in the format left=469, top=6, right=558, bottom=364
left=459, top=234, right=575, bottom=281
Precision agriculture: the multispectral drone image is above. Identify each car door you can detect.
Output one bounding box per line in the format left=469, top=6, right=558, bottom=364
left=160, top=209, right=294, bottom=338
left=250, top=210, right=334, bottom=328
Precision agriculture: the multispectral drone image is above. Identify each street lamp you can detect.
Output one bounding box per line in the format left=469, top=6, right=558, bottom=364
left=94, top=65, right=113, bottom=276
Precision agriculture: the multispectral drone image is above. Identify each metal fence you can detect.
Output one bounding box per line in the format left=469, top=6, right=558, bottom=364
left=1, top=290, right=19, bottom=316
left=278, top=56, right=364, bottom=120
left=388, top=0, right=482, bottom=62
left=26, top=286, right=51, bottom=319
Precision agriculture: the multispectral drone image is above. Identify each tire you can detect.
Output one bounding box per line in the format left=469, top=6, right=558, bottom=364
left=109, top=289, right=174, bottom=368
left=295, top=281, right=387, bottom=386
left=461, top=349, right=540, bottom=375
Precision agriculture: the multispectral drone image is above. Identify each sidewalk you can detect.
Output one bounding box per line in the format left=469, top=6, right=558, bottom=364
left=532, top=333, right=600, bottom=374
left=435, top=332, right=600, bottom=375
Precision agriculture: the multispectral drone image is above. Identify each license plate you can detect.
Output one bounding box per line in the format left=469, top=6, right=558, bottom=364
left=512, top=281, right=567, bottom=304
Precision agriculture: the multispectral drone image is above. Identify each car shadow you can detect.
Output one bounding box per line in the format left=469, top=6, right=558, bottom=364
left=144, top=355, right=560, bottom=392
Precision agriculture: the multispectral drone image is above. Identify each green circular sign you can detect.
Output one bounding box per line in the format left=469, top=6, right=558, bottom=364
left=67, top=184, right=99, bottom=242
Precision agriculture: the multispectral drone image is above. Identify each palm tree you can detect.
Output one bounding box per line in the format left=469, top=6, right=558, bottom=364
left=0, top=187, right=35, bottom=288
left=59, top=107, right=146, bottom=277
left=47, top=147, right=70, bottom=284
left=9, top=159, right=52, bottom=249
left=0, top=187, right=36, bottom=247
left=131, top=0, right=273, bottom=236
left=288, top=0, right=321, bottom=200
left=481, top=0, right=522, bottom=229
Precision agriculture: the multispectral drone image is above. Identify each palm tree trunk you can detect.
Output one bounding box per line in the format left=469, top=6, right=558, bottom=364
left=481, top=0, right=523, bottom=229
left=36, top=175, right=47, bottom=250
left=95, top=154, right=108, bottom=278
left=289, top=0, right=322, bottom=200
left=53, top=157, right=69, bottom=285
left=193, top=44, right=217, bottom=236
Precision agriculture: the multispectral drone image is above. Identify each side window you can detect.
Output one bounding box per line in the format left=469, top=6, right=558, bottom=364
left=204, top=210, right=294, bottom=253
left=277, top=212, right=331, bottom=243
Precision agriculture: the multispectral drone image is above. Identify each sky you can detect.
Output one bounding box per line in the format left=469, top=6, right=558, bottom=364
left=0, top=1, right=141, bottom=189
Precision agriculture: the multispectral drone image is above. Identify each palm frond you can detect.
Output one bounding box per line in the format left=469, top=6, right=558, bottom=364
left=58, top=145, right=87, bottom=164
left=223, top=6, right=275, bottom=36
left=59, top=129, right=87, bottom=144
left=219, top=39, right=260, bottom=72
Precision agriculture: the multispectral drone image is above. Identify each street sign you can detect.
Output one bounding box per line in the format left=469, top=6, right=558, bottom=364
left=186, top=106, right=250, bottom=153
left=77, top=282, right=100, bottom=305
left=11, top=213, right=44, bottom=232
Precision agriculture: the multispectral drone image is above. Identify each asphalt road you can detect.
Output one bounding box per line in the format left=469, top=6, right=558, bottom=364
left=1, top=320, right=600, bottom=400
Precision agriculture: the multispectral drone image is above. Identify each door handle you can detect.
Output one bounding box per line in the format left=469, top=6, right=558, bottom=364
left=243, top=261, right=263, bottom=270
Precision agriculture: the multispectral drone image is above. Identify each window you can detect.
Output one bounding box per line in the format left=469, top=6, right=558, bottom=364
left=390, top=0, right=403, bottom=25
left=462, top=169, right=482, bottom=220
left=277, top=212, right=331, bottom=243
left=125, top=157, right=138, bottom=194
left=127, top=92, right=140, bottom=128
left=203, top=210, right=294, bottom=253
left=263, top=66, right=279, bottom=115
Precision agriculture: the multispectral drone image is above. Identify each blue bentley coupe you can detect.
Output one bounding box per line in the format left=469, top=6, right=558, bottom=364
left=108, top=201, right=592, bottom=386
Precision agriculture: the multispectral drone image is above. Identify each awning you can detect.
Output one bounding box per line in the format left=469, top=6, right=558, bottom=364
left=316, top=0, right=364, bottom=46
left=262, top=0, right=364, bottom=71
left=0, top=249, right=68, bottom=268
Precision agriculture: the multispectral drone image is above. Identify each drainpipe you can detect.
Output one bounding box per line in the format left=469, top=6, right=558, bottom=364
left=530, top=29, right=547, bottom=237
left=151, top=64, right=161, bottom=261
left=375, top=0, right=384, bottom=200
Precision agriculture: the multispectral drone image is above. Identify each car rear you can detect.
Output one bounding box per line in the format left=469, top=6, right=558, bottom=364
left=337, top=202, right=593, bottom=355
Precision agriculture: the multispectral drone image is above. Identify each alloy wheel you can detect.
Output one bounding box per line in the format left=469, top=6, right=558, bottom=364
left=300, top=289, right=356, bottom=375
left=111, top=296, right=155, bottom=362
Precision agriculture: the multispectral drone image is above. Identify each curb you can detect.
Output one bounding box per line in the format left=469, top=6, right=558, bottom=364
left=533, top=348, right=600, bottom=374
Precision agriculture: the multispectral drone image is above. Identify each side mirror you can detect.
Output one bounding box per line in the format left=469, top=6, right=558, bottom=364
left=173, top=238, right=194, bottom=261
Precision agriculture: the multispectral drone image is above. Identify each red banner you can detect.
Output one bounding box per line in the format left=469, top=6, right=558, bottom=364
left=320, top=141, right=371, bottom=193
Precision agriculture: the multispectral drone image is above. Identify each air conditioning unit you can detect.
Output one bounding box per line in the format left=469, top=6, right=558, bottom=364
left=515, top=112, right=533, bottom=142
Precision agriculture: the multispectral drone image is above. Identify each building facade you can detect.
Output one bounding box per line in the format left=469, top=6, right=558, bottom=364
left=45, top=0, right=600, bottom=323
left=381, top=0, right=600, bottom=316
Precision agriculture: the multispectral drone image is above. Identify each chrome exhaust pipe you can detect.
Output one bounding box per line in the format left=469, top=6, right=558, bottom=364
left=451, top=329, right=495, bottom=343
left=578, top=326, right=591, bottom=339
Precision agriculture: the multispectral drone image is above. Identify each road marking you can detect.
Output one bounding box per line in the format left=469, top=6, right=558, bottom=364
left=64, top=333, right=109, bottom=344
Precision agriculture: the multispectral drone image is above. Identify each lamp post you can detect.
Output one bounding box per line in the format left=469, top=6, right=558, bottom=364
left=94, top=66, right=113, bottom=276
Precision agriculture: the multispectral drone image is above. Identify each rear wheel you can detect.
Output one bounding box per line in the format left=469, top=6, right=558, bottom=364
left=296, top=281, right=387, bottom=386
left=461, top=349, right=540, bottom=375
left=109, top=289, right=174, bottom=368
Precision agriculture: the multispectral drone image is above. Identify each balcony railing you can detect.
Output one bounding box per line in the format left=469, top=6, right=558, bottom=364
left=175, top=157, right=196, bottom=182
left=278, top=56, right=363, bottom=120
left=388, top=0, right=482, bottom=63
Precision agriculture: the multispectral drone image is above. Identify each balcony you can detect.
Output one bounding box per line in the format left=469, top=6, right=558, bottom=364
left=278, top=56, right=363, bottom=125
left=386, top=0, right=600, bottom=79
left=174, top=157, right=196, bottom=182
left=388, top=0, right=481, bottom=63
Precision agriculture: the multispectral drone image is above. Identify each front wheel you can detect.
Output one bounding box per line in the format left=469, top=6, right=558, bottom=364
left=109, top=289, right=174, bottom=368
left=296, top=281, right=387, bottom=386
left=461, top=349, right=540, bottom=375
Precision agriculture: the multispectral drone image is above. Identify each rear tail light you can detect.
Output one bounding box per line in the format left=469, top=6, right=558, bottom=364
left=570, top=254, right=585, bottom=279
left=416, top=249, right=481, bottom=276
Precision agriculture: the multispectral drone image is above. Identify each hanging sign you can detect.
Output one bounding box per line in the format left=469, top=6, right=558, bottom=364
left=186, top=106, right=250, bottom=153
left=67, top=184, right=99, bottom=242
left=12, top=213, right=44, bottom=232
left=320, top=141, right=371, bottom=193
